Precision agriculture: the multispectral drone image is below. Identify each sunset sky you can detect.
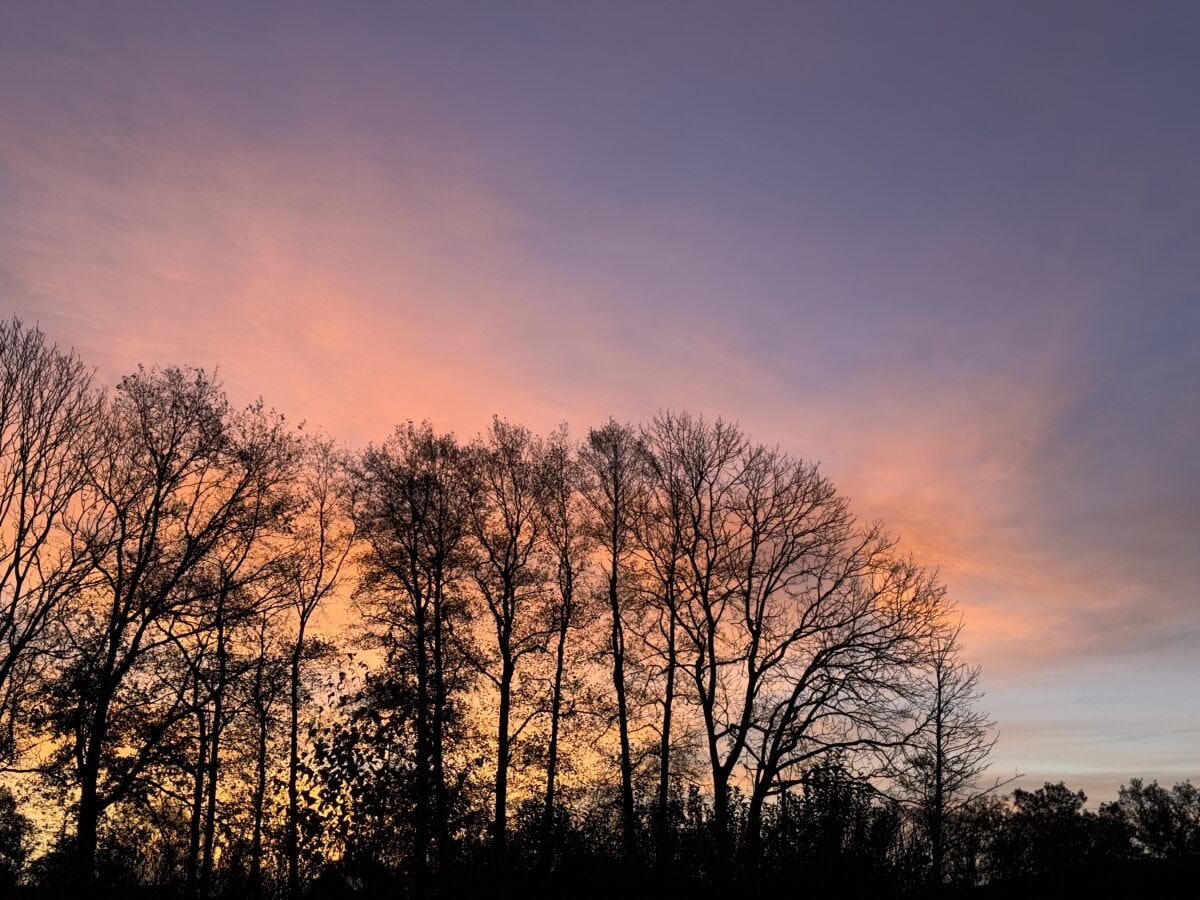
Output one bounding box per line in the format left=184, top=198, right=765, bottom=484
left=2, top=2, right=1197, bottom=801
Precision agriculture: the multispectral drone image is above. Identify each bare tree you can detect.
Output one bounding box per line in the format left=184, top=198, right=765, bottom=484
left=536, top=426, right=594, bottom=863
left=643, top=412, right=746, bottom=866
left=464, top=418, right=552, bottom=860
left=892, top=614, right=999, bottom=888
left=638, top=412, right=695, bottom=869
left=283, top=436, right=356, bottom=900
left=0, top=320, right=1007, bottom=894
left=0, top=319, right=100, bottom=761
left=176, top=405, right=299, bottom=900
left=741, top=546, right=946, bottom=853
left=644, top=411, right=947, bottom=872
left=579, top=419, right=647, bottom=859
left=246, top=608, right=290, bottom=898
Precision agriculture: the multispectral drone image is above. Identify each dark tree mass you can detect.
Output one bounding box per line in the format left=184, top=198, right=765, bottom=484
left=0, top=318, right=1194, bottom=899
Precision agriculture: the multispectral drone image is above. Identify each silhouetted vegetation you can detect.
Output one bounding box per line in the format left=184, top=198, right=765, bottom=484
left=0, top=318, right=1195, bottom=898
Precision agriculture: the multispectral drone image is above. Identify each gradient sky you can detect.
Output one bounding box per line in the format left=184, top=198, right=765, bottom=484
left=2, top=1, right=1198, bottom=802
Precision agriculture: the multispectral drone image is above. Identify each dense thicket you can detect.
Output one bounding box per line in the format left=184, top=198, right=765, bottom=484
left=0, top=319, right=1194, bottom=898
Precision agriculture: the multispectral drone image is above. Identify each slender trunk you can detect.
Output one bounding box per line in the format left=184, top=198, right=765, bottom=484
left=413, top=587, right=430, bottom=892
left=200, top=602, right=227, bottom=899
left=185, top=701, right=207, bottom=900
left=287, top=616, right=307, bottom=900
left=542, top=602, right=570, bottom=865
left=655, top=603, right=676, bottom=870
left=75, top=687, right=114, bottom=887
left=711, top=768, right=731, bottom=874
left=250, top=625, right=268, bottom=900
left=200, top=715, right=221, bottom=899
left=700, top=641, right=732, bottom=875
left=932, top=671, right=945, bottom=889
left=696, top=609, right=732, bottom=875
left=608, top=548, right=635, bottom=858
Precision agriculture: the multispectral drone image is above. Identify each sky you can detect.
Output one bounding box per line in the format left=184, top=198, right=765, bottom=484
left=2, top=1, right=1198, bottom=802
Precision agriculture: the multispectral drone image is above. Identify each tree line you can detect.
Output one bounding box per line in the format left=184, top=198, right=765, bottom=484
left=0, top=318, right=1194, bottom=898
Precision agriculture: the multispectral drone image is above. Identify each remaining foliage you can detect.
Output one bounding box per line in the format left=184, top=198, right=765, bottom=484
left=1104, top=778, right=1200, bottom=859
left=0, top=787, right=32, bottom=889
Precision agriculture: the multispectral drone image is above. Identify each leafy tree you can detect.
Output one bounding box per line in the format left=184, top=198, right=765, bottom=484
left=0, top=786, right=31, bottom=889
left=1105, top=778, right=1200, bottom=858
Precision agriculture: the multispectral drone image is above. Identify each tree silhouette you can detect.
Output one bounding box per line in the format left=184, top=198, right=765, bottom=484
left=8, top=325, right=1164, bottom=899
left=353, top=421, right=475, bottom=884
left=39, top=367, right=294, bottom=886
left=891, top=613, right=1001, bottom=888
left=579, top=419, right=647, bottom=862
left=536, top=426, right=594, bottom=868
left=282, top=437, right=355, bottom=899
left=464, top=418, right=553, bottom=862
left=0, top=318, right=100, bottom=763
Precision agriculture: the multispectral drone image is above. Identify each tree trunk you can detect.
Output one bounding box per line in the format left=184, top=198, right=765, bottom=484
left=250, top=625, right=269, bottom=900
left=200, top=601, right=227, bottom=899
left=412, top=585, right=430, bottom=892
left=710, top=764, right=732, bottom=876
left=493, top=653, right=514, bottom=861
left=431, top=580, right=450, bottom=873
left=608, top=549, right=636, bottom=859
left=745, top=776, right=767, bottom=867
left=932, top=671, right=945, bottom=890
left=543, top=604, right=570, bottom=865
left=75, top=689, right=113, bottom=887
left=185, top=701, right=207, bottom=899
left=286, top=616, right=307, bottom=900
left=655, top=603, right=676, bottom=870
left=75, top=760, right=101, bottom=887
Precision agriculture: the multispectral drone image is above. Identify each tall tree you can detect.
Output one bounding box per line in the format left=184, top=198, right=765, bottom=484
left=646, top=412, right=745, bottom=867
left=177, top=405, right=299, bottom=899
left=741, top=545, right=945, bottom=854
left=639, top=412, right=696, bottom=870
left=892, top=614, right=998, bottom=888
left=246, top=609, right=290, bottom=898
left=43, top=367, right=293, bottom=886
left=536, top=427, right=593, bottom=864
left=354, top=421, right=474, bottom=883
left=283, top=437, right=356, bottom=900
left=0, top=318, right=100, bottom=761
left=464, top=418, right=552, bottom=860
left=647, top=411, right=946, bottom=872
left=580, top=419, right=646, bottom=860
